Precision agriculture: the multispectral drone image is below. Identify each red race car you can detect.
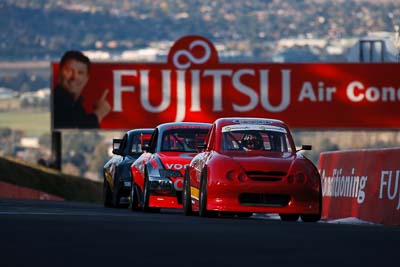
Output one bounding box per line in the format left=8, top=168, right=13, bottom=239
left=183, top=117, right=322, bottom=222
left=130, top=122, right=211, bottom=212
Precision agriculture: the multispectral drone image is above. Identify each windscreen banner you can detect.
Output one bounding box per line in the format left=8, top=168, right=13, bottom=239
left=319, top=148, right=400, bottom=225
left=51, top=35, right=400, bottom=130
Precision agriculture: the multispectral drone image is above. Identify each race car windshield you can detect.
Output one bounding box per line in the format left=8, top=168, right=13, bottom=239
left=221, top=125, right=293, bottom=153
left=131, top=134, right=152, bottom=154
left=161, top=128, right=209, bottom=152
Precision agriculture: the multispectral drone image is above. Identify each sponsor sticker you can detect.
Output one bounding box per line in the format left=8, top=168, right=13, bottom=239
left=174, top=179, right=184, bottom=191
left=222, top=124, right=287, bottom=133
left=232, top=119, right=273, bottom=125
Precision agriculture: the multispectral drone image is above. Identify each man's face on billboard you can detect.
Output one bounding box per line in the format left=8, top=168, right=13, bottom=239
left=59, top=59, right=89, bottom=101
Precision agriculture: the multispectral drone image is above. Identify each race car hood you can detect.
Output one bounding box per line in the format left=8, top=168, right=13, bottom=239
left=231, top=154, right=296, bottom=173
left=157, top=152, right=197, bottom=171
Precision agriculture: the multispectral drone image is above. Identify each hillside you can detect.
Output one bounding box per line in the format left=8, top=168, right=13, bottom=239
left=1, top=0, right=400, bottom=61
left=0, top=155, right=102, bottom=202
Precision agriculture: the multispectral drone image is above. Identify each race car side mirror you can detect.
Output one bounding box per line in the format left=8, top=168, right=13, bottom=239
left=112, top=138, right=123, bottom=155
left=296, top=144, right=312, bottom=152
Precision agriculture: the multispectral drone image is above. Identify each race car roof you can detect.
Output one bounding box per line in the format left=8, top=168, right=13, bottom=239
left=214, top=117, right=288, bottom=129
left=156, top=122, right=212, bottom=132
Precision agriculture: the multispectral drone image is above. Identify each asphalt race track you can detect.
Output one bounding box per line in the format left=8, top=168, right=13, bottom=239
left=0, top=199, right=398, bottom=267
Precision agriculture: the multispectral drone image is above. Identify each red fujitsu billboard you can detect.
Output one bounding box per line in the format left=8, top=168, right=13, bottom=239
left=51, top=35, right=400, bottom=130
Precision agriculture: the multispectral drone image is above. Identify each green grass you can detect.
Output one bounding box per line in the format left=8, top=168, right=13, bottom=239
left=0, top=155, right=102, bottom=202
left=0, top=110, right=50, bottom=137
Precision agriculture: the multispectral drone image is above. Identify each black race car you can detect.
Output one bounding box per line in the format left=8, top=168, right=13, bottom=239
left=103, top=128, right=153, bottom=207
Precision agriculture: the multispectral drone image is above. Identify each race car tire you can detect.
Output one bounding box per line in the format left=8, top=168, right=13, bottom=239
left=199, top=171, right=217, bottom=218
left=112, top=179, right=121, bottom=208
left=142, top=173, right=151, bottom=212
left=183, top=168, right=193, bottom=216
left=143, top=171, right=160, bottom=213
left=301, top=179, right=322, bottom=222
left=279, top=214, right=300, bottom=221
left=103, top=178, right=113, bottom=208
left=300, top=214, right=321, bottom=222
left=130, top=183, right=140, bottom=211
left=199, top=176, right=208, bottom=217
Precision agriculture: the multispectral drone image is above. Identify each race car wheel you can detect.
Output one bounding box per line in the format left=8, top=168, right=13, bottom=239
left=112, top=180, right=121, bottom=208
left=301, top=179, right=322, bottom=222
left=183, top=168, right=193, bottom=216
left=130, top=183, right=140, bottom=211
left=279, top=214, right=300, bottom=221
left=143, top=172, right=160, bottom=213
left=199, top=173, right=217, bottom=218
left=199, top=176, right=208, bottom=217
left=103, top=178, right=112, bottom=208
left=142, top=173, right=151, bottom=212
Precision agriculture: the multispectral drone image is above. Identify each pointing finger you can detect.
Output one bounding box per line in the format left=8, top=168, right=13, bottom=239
left=100, top=89, right=109, bottom=101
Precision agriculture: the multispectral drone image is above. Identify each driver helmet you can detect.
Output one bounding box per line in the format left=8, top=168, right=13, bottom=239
left=242, top=132, right=263, bottom=150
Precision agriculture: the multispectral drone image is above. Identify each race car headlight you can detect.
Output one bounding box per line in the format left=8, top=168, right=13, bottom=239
left=159, top=169, right=183, bottom=178
left=226, top=170, right=247, bottom=182
left=226, top=170, right=235, bottom=181
left=238, top=173, right=246, bottom=182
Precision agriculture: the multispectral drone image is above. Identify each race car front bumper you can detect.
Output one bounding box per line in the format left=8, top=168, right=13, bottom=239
left=148, top=176, right=174, bottom=193
left=147, top=175, right=184, bottom=208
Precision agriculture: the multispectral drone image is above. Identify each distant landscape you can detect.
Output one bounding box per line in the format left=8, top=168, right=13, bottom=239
left=2, top=0, right=400, bottom=61
left=2, top=0, right=400, bottom=91
left=0, top=110, right=49, bottom=137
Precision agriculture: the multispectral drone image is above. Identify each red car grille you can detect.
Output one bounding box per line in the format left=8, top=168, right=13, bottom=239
left=245, top=171, right=286, bottom=182
left=239, top=193, right=290, bottom=207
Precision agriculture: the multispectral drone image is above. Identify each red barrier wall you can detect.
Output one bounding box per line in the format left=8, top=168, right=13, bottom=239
left=318, top=148, right=400, bottom=226
left=0, top=181, right=64, bottom=201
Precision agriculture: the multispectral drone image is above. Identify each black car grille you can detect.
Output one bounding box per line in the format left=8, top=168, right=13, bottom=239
left=245, top=171, right=286, bottom=182
left=239, top=193, right=290, bottom=207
